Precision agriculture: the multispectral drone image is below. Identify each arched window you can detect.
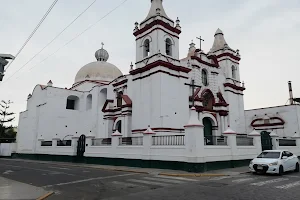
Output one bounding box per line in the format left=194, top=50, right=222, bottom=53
left=202, top=69, right=208, bottom=86
left=143, top=39, right=150, bottom=57
left=202, top=91, right=214, bottom=110
left=86, top=94, right=92, bottom=110
left=232, top=65, right=237, bottom=79
left=66, top=95, right=80, bottom=110
left=117, top=91, right=123, bottom=107
left=116, top=120, right=122, bottom=133
left=166, top=38, right=172, bottom=56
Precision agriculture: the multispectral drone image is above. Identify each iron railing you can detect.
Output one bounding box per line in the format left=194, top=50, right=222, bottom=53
left=152, top=135, right=185, bottom=146
left=92, top=138, right=112, bottom=146
left=119, top=137, right=143, bottom=146
left=204, top=136, right=228, bottom=146
left=279, top=139, right=297, bottom=146
left=236, top=136, right=254, bottom=146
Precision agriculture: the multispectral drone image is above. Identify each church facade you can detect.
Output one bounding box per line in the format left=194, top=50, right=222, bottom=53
left=15, top=0, right=300, bottom=171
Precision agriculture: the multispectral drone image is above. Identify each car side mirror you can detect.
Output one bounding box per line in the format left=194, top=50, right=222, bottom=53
left=282, top=156, right=288, bottom=159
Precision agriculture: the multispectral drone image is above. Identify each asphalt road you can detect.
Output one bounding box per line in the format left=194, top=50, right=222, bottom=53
left=1, top=159, right=300, bottom=200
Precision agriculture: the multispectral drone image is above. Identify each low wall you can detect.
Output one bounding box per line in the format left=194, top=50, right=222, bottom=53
left=0, top=143, right=16, bottom=157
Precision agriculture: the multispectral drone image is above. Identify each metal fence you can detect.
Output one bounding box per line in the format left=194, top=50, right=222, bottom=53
left=236, top=136, right=254, bottom=146
left=152, top=135, right=185, bottom=146
left=279, top=139, right=297, bottom=146
left=91, top=138, right=112, bottom=146
left=204, top=136, right=228, bottom=146
left=119, top=137, right=143, bottom=146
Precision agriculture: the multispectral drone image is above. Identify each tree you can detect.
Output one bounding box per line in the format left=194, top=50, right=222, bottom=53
left=0, top=100, right=15, bottom=124
left=0, top=100, right=17, bottom=141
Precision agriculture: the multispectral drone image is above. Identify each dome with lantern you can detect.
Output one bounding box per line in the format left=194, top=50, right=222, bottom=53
left=74, top=44, right=123, bottom=83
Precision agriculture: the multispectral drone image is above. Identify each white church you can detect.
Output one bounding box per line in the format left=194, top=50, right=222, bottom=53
left=15, top=0, right=300, bottom=172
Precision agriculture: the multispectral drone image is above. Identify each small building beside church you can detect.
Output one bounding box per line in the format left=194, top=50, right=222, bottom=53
left=15, top=0, right=300, bottom=172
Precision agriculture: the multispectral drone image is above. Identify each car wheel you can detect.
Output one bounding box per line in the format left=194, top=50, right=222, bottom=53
left=295, top=163, right=299, bottom=173
left=278, top=165, right=284, bottom=176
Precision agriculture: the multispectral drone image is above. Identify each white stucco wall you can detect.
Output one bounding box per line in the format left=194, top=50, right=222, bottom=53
left=245, top=105, right=300, bottom=137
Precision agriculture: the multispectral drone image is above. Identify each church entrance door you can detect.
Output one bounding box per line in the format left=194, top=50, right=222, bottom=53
left=261, top=131, right=272, bottom=151
left=203, top=117, right=213, bottom=145
left=76, top=134, right=86, bottom=162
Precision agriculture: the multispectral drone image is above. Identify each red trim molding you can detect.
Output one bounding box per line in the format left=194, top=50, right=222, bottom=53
left=130, top=60, right=191, bottom=75
left=224, top=83, right=245, bottom=91
left=133, top=70, right=188, bottom=81
left=102, top=99, right=114, bottom=112
left=225, top=90, right=244, bottom=95
left=113, top=79, right=128, bottom=87
left=134, top=20, right=181, bottom=37
left=191, top=56, right=219, bottom=68
left=135, top=54, right=180, bottom=65
left=136, top=27, right=179, bottom=40
left=251, top=117, right=285, bottom=128
left=217, top=53, right=241, bottom=61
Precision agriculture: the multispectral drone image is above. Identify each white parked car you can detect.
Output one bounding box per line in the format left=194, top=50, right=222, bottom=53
left=249, top=150, right=299, bottom=175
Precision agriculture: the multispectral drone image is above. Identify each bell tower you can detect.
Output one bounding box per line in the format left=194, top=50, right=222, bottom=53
left=133, top=0, right=181, bottom=68
left=130, top=0, right=191, bottom=132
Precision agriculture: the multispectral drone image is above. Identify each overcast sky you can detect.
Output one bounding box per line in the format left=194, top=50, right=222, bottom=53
left=1, top=0, right=300, bottom=126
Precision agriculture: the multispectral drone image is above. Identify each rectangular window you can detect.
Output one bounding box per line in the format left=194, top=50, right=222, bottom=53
left=57, top=140, right=72, bottom=146
left=66, top=99, right=75, bottom=110
left=41, top=141, right=52, bottom=146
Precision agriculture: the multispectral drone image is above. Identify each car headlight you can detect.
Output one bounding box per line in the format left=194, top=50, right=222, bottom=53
left=269, top=162, right=278, bottom=166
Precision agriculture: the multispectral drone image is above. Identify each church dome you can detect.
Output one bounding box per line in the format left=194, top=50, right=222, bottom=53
left=74, top=45, right=123, bottom=83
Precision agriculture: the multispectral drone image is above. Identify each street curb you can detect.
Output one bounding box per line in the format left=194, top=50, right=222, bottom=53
left=36, top=191, right=54, bottom=200
left=158, top=172, right=227, bottom=177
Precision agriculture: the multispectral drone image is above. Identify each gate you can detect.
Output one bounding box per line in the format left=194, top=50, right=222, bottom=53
left=76, top=134, right=86, bottom=162
left=261, top=131, right=272, bottom=151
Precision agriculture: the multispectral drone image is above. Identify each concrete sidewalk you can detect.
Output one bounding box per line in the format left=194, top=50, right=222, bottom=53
left=0, top=158, right=249, bottom=177
left=0, top=176, right=51, bottom=200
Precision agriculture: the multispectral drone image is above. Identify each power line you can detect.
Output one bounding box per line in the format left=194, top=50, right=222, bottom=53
left=3, top=0, right=129, bottom=84
left=4, top=0, right=59, bottom=72
left=3, top=0, right=97, bottom=83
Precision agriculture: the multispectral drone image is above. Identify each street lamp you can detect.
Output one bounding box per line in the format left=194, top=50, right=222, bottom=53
left=0, top=54, right=15, bottom=81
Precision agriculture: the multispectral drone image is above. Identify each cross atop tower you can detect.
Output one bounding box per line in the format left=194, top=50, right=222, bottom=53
left=196, top=36, right=204, bottom=51
left=101, top=42, right=104, bottom=49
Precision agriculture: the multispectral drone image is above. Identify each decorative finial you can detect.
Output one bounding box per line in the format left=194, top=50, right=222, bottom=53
left=176, top=17, right=181, bottom=29
left=134, top=22, right=139, bottom=32
left=242, top=81, right=245, bottom=88
left=130, top=62, right=134, bottom=71
left=236, top=49, right=240, bottom=56
left=101, top=42, right=104, bottom=49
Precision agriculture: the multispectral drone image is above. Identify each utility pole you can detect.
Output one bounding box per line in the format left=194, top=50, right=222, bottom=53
left=0, top=54, right=15, bottom=81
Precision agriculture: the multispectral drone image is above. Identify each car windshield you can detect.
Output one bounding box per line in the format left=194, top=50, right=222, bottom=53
left=257, top=152, right=280, bottom=158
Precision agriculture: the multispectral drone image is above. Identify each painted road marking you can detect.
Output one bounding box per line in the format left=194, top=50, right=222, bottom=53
left=275, top=181, right=300, bottom=189
left=112, top=181, right=141, bottom=188
left=250, top=178, right=289, bottom=186
left=210, top=176, right=232, bottom=181
left=3, top=170, right=13, bottom=175
left=48, top=167, right=71, bottom=170
left=156, top=176, right=198, bottom=182
left=286, top=175, right=300, bottom=178
left=232, top=178, right=255, bottom=183
left=43, top=173, right=135, bottom=188
left=0, top=163, right=76, bottom=176
left=144, top=177, right=185, bottom=184
left=128, top=179, right=172, bottom=187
